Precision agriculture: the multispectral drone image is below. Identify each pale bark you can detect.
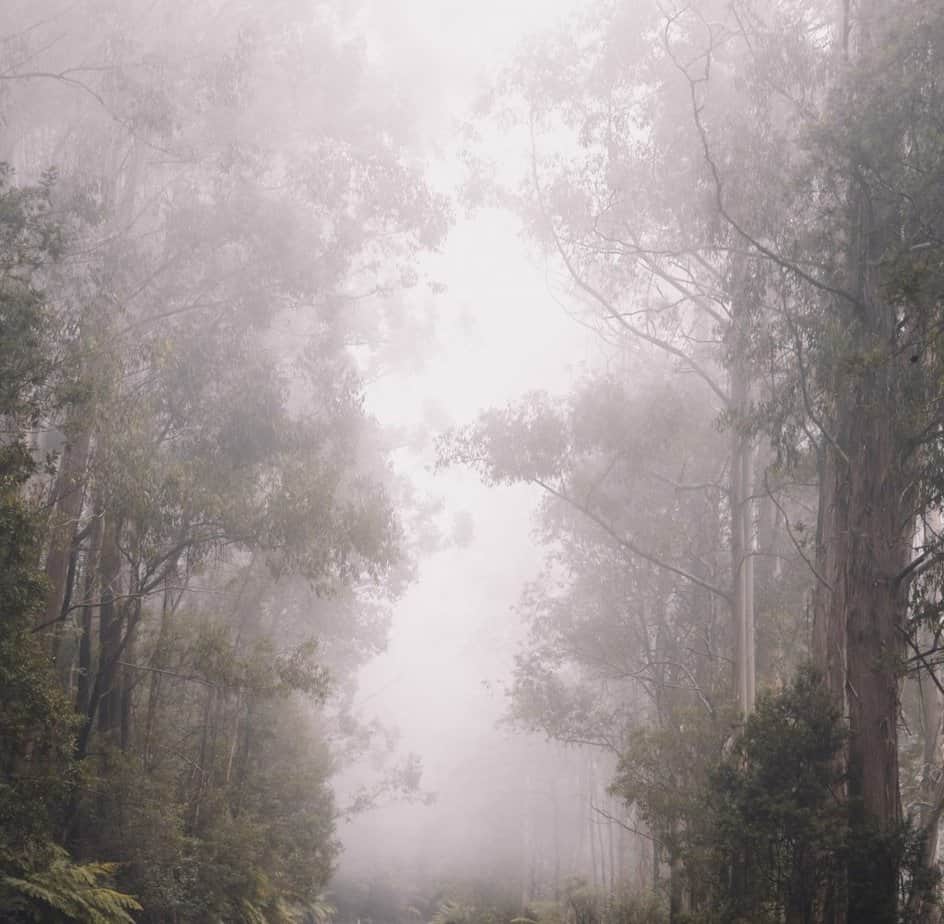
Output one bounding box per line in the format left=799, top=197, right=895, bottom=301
left=730, top=361, right=756, bottom=715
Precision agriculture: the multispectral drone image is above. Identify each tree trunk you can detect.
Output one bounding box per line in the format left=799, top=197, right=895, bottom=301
left=810, top=5, right=917, bottom=917
left=119, top=599, right=140, bottom=752
left=187, top=684, right=215, bottom=834
left=813, top=444, right=846, bottom=710
left=730, top=361, right=756, bottom=716
left=97, top=513, right=123, bottom=737
left=823, top=210, right=913, bottom=924
left=903, top=660, right=944, bottom=923
left=75, top=509, right=102, bottom=717
left=668, top=823, right=683, bottom=924
left=42, top=422, right=91, bottom=654
left=144, top=581, right=181, bottom=771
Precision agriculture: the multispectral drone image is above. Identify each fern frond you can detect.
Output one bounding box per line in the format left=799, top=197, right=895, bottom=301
left=238, top=897, right=270, bottom=924
left=2, top=848, right=142, bottom=923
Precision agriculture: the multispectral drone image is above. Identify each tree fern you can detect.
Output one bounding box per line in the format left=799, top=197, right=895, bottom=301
left=1, top=847, right=142, bottom=923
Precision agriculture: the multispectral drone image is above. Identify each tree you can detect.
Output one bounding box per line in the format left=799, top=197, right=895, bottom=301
left=442, top=366, right=812, bottom=918
left=466, top=0, right=944, bottom=918
left=0, top=1, right=450, bottom=918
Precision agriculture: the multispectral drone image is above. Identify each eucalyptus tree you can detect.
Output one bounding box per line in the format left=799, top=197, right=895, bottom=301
left=0, top=0, right=449, bottom=918
left=442, top=364, right=812, bottom=918
left=660, top=2, right=944, bottom=916
left=464, top=0, right=944, bottom=918
left=472, top=0, right=805, bottom=716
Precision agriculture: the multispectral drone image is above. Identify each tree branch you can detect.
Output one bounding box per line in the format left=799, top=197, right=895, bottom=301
left=529, top=114, right=730, bottom=406
left=534, top=477, right=733, bottom=604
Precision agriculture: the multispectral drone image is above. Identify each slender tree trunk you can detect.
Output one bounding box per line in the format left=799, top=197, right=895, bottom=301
left=668, top=820, right=683, bottom=924
left=588, top=761, right=599, bottom=891
left=608, top=797, right=616, bottom=894
left=97, top=513, right=123, bottom=737
left=552, top=769, right=561, bottom=899
left=903, top=659, right=944, bottom=923
left=142, top=664, right=161, bottom=771
left=652, top=832, right=659, bottom=894
left=730, top=362, right=755, bottom=715
left=596, top=791, right=608, bottom=893
left=188, top=684, right=215, bottom=834
left=233, top=699, right=254, bottom=817
left=743, top=440, right=756, bottom=709
left=42, top=422, right=91, bottom=654
left=119, top=599, right=140, bottom=752
left=143, top=584, right=175, bottom=771
left=813, top=444, right=845, bottom=710
left=75, top=509, right=102, bottom=717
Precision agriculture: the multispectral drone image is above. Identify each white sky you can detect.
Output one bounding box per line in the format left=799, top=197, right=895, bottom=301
left=363, top=0, right=587, bottom=142
left=338, top=0, right=598, bottom=875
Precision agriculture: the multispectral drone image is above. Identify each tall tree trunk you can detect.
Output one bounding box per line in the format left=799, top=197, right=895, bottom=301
left=607, top=796, right=616, bottom=894
left=119, top=599, right=140, bottom=752
left=840, top=401, right=910, bottom=921
left=54, top=540, right=81, bottom=688
left=813, top=444, right=846, bottom=710
left=97, top=513, right=123, bottom=737
left=810, top=5, right=918, bottom=918
left=668, top=820, right=683, bottom=924
left=588, top=759, right=599, bottom=891
left=552, top=767, right=561, bottom=899
left=821, top=173, right=914, bottom=924
left=144, top=583, right=176, bottom=771
left=75, top=508, right=102, bottom=717
left=730, top=361, right=756, bottom=715
left=903, top=659, right=944, bottom=923
left=42, top=422, right=91, bottom=654
left=188, top=684, right=215, bottom=834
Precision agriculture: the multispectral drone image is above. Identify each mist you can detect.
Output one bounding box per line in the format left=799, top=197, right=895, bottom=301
left=2, top=2, right=944, bottom=924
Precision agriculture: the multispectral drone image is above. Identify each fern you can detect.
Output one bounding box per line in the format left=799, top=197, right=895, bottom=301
left=238, top=897, right=270, bottom=924
left=1, top=847, right=142, bottom=923
left=232, top=892, right=337, bottom=924
left=304, top=894, right=336, bottom=924
left=431, top=900, right=476, bottom=924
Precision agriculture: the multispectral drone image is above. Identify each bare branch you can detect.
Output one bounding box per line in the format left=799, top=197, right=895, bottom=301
left=763, top=468, right=833, bottom=591
left=534, top=477, right=733, bottom=604
left=662, top=12, right=860, bottom=309
left=591, top=802, right=662, bottom=846
left=529, top=115, right=730, bottom=406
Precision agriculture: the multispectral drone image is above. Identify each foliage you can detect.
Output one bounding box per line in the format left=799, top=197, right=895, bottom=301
left=0, top=847, right=141, bottom=924
left=698, top=668, right=848, bottom=922
left=0, top=0, right=449, bottom=918
left=0, top=164, right=65, bottom=420
left=0, top=164, right=90, bottom=918
left=426, top=885, right=668, bottom=924
left=610, top=669, right=908, bottom=920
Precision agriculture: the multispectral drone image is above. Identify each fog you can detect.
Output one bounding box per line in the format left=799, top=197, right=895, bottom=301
left=338, top=3, right=608, bottom=894
left=3, top=1, right=943, bottom=922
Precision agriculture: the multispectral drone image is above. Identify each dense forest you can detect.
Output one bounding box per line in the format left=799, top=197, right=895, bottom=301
left=3, top=0, right=944, bottom=922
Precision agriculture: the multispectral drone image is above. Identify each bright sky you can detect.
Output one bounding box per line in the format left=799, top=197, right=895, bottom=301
left=364, top=0, right=587, bottom=138
left=356, top=0, right=596, bottom=729
left=338, top=0, right=597, bottom=876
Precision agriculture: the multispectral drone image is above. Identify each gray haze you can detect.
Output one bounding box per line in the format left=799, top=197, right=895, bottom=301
left=6, top=0, right=935, bottom=922
left=337, top=1, right=611, bottom=892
